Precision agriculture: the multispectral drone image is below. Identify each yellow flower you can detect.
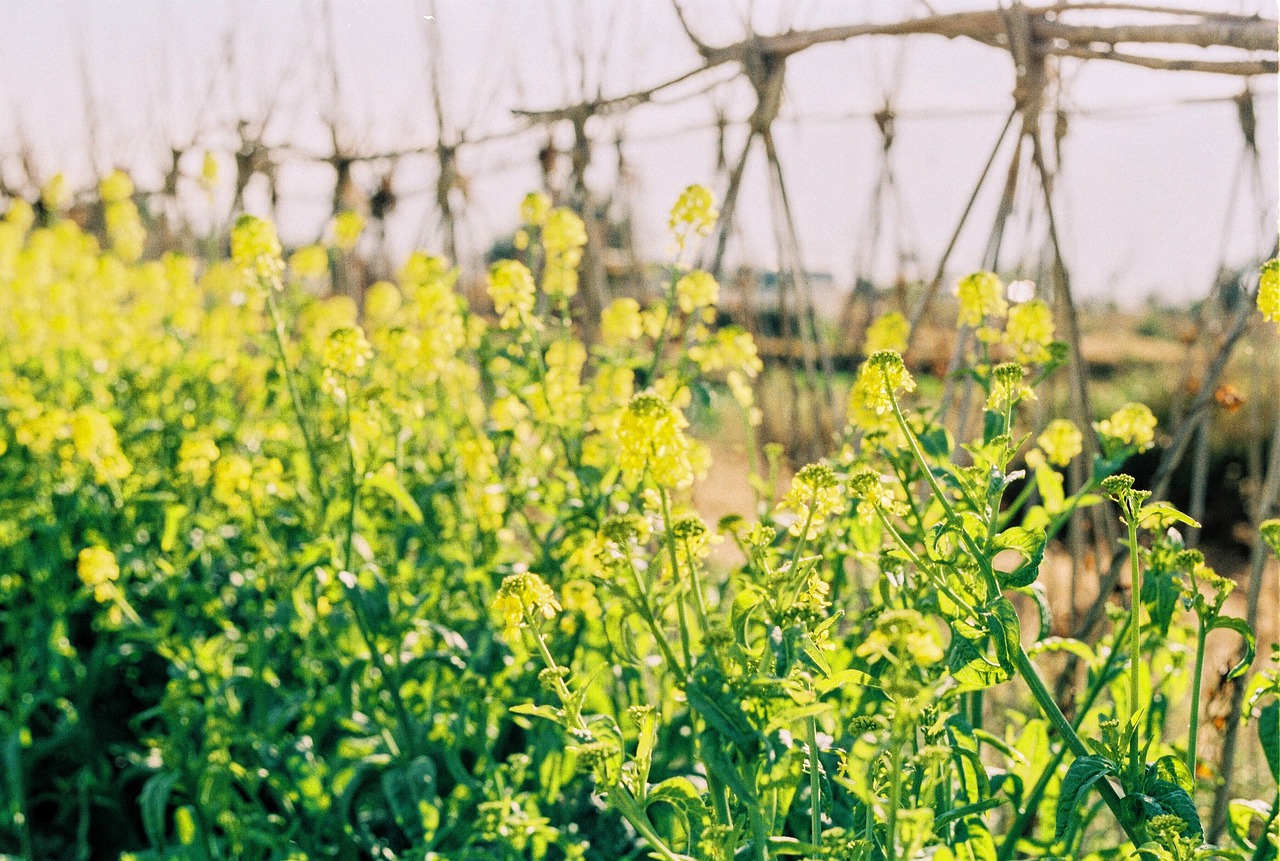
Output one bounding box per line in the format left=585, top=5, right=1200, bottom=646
left=689, top=326, right=763, bottom=377
left=849, top=350, right=915, bottom=432
left=848, top=467, right=906, bottom=523
left=668, top=185, right=718, bottom=253
left=615, top=392, right=694, bottom=488
left=487, top=260, right=537, bottom=329
left=985, top=362, right=1034, bottom=411
left=864, top=311, right=910, bottom=354
left=1259, top=258, right=1279, bottom=328
left=1095, top=402, right=1157, bottom=452
left=363, top=281, right=402, bottom=323
left=955, top=271, right=1007, bottom=330
left=231, top=215, right=285, bottom=291
left=99, top=170, right=134, bottom=204
left=520, top=191, right=551, bottom=227
left=540, top=339, right=586, bottom=421
left=331, top=210, right=365, bottom=251
left=321, top=326, right=373, bottom=401
left=177, top=437, right=220, bottom=485
left=289, top=245, right=330, bottom=279
left=494, top=571, right=560, bottom=630
left=675, top=270, right=719, bottom=314
left=42, top=174, right=69, bottom=213
left=70, top=407, right=131, bottom=483
left=601, top=298, right=643, bottom=346
left=778, top=463, right=842, bottom=539
left=200, top=151, right=219, bottom=191
left=1004, top=298, right=1055, bottom=363
left=541, top=208, right=587, bottom=299
left=78, top=546, right=120, bottom=604
left=1037, top=419, right=1082, bottom=467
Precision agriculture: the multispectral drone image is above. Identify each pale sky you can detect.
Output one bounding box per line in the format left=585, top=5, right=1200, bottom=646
left=0, top=0, right=1275, bottom=305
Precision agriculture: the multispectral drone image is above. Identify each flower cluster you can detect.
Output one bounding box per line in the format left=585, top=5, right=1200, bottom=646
left=778, top=463, right=842, bottom=539
left=487, top=260, right=537, bottom=329
left=615, top=392, right=694, bottom=488
left=1036, top=419, right=1082, bottom=467
left=864, top=311, right=910, bottom=354
left=1096, top=402, right=1157, bottom=452
left=675, top=270, right=719, bottom=315
left=231, top=215, right=285, bottom=291
left=955, top=271, right=1007, bottom=334
left=668, top=184, right=718, bottom=256
left=1259, top=258, right=1279, bottom=328
left=494, top=571, right=561, bottom=631
left=541, top=208, right=587, bottom=299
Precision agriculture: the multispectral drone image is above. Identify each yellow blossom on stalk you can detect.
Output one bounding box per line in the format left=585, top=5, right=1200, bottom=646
left=864, top=311, right=910, bottom=354
left=1037, top=419, right=1082, bottom=467
left=1259, top=258, right=1279, bottom=328
left=520, top=191, right=551, bottom=227
left=78, top=546, right=120, bottom=603
left=541, top=208, right=587, bottom=298
left=985, top=362, right=1034, bottom=411
left=778, top=463, right=842, bottom=539
left=487, top=260, right=537, bottom=329
left=849, top=467, right=906, bottom=523
left=494, top=571, right=560, bottom=631
left=42, top=174, right=69, bottom=214
left=675, top=270, right=719, bottom=314
left=955, top=271, right=1007, bottom=331
left=321, top=326, right=373, bottom=402
left=852, top=350, right=916, bottom=424
left=601, top=297, right=643, bottom=346
left=200, top=151, right=219, bottom=191
left=1095, top=402, right=1157, bottom=452
left=99, top=169, right=134, bottom=204
left=105, top=200, right=146, bottom=263
left=363, top=280, right=402, bottom=323
left=668, top=184, right=718, bottom=255
left=70, top=407, right=131, bottom=483
left=690, top=326, right=763, bottom=377
left=289, top=245, right=330, bottom=280
left=231, top=215, right=285, bottom=291
left=331, top=210, right=365, bottom=251
left=177, top=437, right=220, bottom=485
left=540, top=339, right=586, bottom=420
left=856, top=608, right=943, bottom=666
left=6, top=198, right=34, bottom=233
left=212, top=454, right=253, bottom=514
left=1004, top=298, right=1055, bottom=363
left=615, top=392, right=694, bottom=488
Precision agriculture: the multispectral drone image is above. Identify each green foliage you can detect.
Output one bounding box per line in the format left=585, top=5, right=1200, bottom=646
left=0, top=189, right=1273, bottom=861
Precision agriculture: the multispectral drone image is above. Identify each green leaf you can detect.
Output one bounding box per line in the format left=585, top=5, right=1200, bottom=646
left=139, top=770, right=180, bottom=849
left=1137, top=501, right=1199, bottom=530
left=1055, top=754, right=1117, bottom=839
left=1209, top=616, right=1256, bottom=681
left=362, top=470, right=424, bottom=523
left=949, top=633, right=1011, bottom=693
left=992, top=527, right=1046, bottom=588
left=645, top=776, right=710, bottom=847
left=1028, top=636, right=1097, bottom=666
left=816, top=668, right=878, bottom=695
left=687, top=668, right=757, bottom=747
left=510, top=702, right=566, bottom=726
left=1258, top=700, right=1278, bottom=784
left=1144, top=778, right=1202, bottom=836
left=1013, top=583, right=1052, bottom=642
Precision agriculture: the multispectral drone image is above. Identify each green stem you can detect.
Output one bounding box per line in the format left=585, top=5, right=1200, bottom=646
left=996, top=618, right=1129, bottom=861
left=522, top=610, right=687, bottom=861
left=1125, top=516, right=1142, bottom=785
left=658, top=486, right=695, bottom=668
left=807, top=714, right=822, bottom=845
left=646, top=268, right=683, bottom=384
left=886, top=743, right=903, bottom=861
left=1012, top=645, right=1143, bottom=847
left=1187, top=615, right=1207, bottom=782
left=263, top=289, right=323, bottom=499
left=624, top=558, right=685, bottom=675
